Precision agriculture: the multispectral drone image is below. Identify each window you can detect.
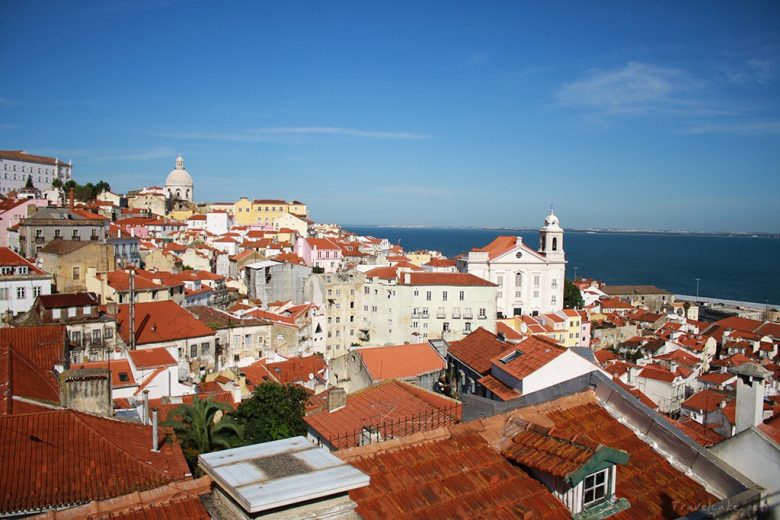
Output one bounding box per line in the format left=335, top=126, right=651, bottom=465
left=551, top=295, right=557, bottom=305
left=497, top=275, right=503, bottom=285
left=93, top=329, right=101, bottom=342
left=71, top=229, right=79, bottom=239
left=465, top=322, right=472, bottom=332
left=515, top=273, right=522, bottom=287
left=413, top=289, right=419, bottom=296
left=478, top=308, right=486, bottom=319
left=52, top=307, right=60, bottom=318
left=364, top=286, right=369, bottom=294
left=551, top=278, right=558, bottom=288
left=33, top=286, right=41, bottom=297
left=190, top=344, right=198, bottom=357
left=515, top=290, right=522, bottom=298
left=201, top=342, right=210, bottom=355
left=16, top=287, right=26, bottom=299
left=68, top=307, right=76, bottom=317
left=583, top=469, right=609, bottom=508
left=72, top=266, right=80, bottom=280
left=533, top=290, right=539, bottom=298
left=233, top=334, right=241, bottom=344
left=0, top=288, right=7, bottom=301
left=533, top=275, right=540, bottom=288
left=459, top=291, right=465, bottom=301
left=104, top=327, right=113, bottom=339
left=71, top=330, right=81, bottom=345
left=426, top=291, right=432, bottom=301
left=54, top=229, right=62, bottom=238
left=442, top=291, right=448, bottom=301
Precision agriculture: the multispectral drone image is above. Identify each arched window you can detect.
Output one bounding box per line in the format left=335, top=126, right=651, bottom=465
left=176, top=189, right=181, bottom=199
left=186, top=189, right=190, bottom=199
left=552, top=237, right=558, bottom=251
left=515, top=272, right=522, bottom=287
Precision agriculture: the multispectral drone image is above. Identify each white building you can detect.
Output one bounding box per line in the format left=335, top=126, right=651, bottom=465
left=0, top=247, right=53, bottom=316
left=165, top=154, right=194, bottom=202
left=361, top=270, right=497, bottom=346
left=466, top=210, right=566, bottom=318
left=0, top=150, right=73, bottom=196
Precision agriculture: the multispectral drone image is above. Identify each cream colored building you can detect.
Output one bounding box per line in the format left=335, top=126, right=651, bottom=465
left=305, top=270, right=365, bottom=360
left=360, top=271, right=497, bottom=346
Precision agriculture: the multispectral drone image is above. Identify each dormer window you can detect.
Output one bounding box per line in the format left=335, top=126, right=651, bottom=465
left=583, top=468, right=609, bottom=508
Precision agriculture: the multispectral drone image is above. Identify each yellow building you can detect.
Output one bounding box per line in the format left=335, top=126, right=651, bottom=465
left=233, top=197, right=254, bottom=225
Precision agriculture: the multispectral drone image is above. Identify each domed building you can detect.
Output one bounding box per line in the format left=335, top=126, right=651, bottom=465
left=165, top=154, right=193, bottom=202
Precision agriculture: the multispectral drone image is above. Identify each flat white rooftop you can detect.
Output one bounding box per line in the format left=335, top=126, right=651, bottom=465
left=199, top=436, right=370, bottom=514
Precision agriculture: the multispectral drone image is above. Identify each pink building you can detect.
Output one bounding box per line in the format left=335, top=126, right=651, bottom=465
left=295, top=237, right=343, bottom=272
left=0, top=198, right=49, bottom=247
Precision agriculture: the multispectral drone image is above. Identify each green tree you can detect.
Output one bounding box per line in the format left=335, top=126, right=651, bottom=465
left=51, top=178, right=63, bottom=189
left=25, top=175, right=34, bottom=189
left=95, top=180, right=111, bottom=194
left=63, top=179, right=77, bottom=192
left=233, top=382, right=309, bottom=444
left=563, top=279, right=584, bottom=309
left=164, top=396, right=243, bottom=473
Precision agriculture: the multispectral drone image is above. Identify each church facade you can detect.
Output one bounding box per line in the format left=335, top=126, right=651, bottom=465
left=466, top=211, right=566, bottom=318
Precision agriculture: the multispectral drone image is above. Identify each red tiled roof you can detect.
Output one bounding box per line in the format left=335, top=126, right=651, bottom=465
left=355, top=343, right=444, bottom=381
left=638, top=365, right=677, bottom=383
left=502, top=423, right=602, bottom=479
left=0, top=150, right=66, bottom=166
left=400, top=272, right=497, bottom=287
left=512, top=397, right=718, bottom=518
left=447, top=328, right=510, bottom=375
left=0, top=326, right=66, bottom=372
left=305, top=380, right=461, bottom=450
left=698, top=372, right=736, bottom=385
left=655, top=349, right=701, bottom=366
left=0, top=410, right=190, bottom=515
left=111, top=301, right=214, bottom=345
left=364, top=265, right=401, bottom=280
left=477, top=374, right=521, bottom=401
left=603, top=361, right=638, bottom=378
left=0, top=344, right=60, bottom=415
left=0, top=247, right=46, bottom=274
left=423, top=257, right=457, bottom=267
left=496, top=321, right=523, bottom=341
left=710, top=352, right=753, bottom=369
left=343, top=429, right=570, bottom=519
left=271, top=252, right=306, bottom=265
left=594, top=349, right=618, bottom=365
left=681, top=389, right=728, bottom=413
left=128, top=347, right=177, bottom=369
left=266, top=355, right=327, bottom=385
left=611, top=377, right=658, bottom=409
left=471, top=235, right=517, bottom=259
left=241, top=359, right=273, bottom=388
left=490, top=335, right=566, bottom=381
left=75, top=359, right=137, bottom=388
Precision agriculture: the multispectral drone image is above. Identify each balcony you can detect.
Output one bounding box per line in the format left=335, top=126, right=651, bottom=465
left=34, top=236, right=45, bottom=243
left=90, top=235, right=100, bottom=241
left=463, top=312, right=473, bottom=320
left=478, top=314, right=487, bottom=320
left=452, top=311, right=461, bottom=319
left=436, top=312, right=446, bottom=319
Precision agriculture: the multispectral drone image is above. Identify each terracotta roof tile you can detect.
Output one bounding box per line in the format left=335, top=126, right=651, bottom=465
left=355, top=343, right=444, bottom=381
left=681, top=389, right=729, bottom=413
left=128, top=347, right=177, bottom=370
left=110, top=301, right=214, bottom=345
left=477, top=374, right=521, bottom=401
left=490, top=335, right=565, bottom=380
left=638, top=365, right=677, bottom=383
left=265, top=355, right=327, bottom=385
left=305, top=380, right=461, bottom=450
left=447, top=328, right=510, bottom=375
left=75, top=359, right=136, bottom=388
left=0, top=410, right=190, bottom=515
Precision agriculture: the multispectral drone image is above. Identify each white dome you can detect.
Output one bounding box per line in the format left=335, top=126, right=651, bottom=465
left=165, top=155, right=193, bottom=187
left=541, top=210, right=563, bottom=231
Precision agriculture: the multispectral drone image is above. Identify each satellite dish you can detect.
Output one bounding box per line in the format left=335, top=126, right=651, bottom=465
left=308, top=372, right=314, bottom=381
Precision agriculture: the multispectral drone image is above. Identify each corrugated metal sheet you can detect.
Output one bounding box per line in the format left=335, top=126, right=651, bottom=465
left=199, top=436, right=370, bottom=513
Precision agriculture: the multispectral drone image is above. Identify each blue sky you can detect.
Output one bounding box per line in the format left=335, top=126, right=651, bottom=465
left=1, top=1, right=779, bottom=232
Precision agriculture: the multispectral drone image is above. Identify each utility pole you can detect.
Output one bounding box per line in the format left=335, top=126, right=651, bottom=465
left=129, top=269, right=136, bottom=350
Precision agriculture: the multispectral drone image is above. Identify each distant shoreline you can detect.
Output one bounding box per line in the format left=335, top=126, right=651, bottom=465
left=342, top=224, right=779, bottom=239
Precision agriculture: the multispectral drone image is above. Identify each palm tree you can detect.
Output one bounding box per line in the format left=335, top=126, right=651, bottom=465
left=164, top=396, right=243, bottom=472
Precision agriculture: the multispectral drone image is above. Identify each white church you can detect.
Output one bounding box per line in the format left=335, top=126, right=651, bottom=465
left=466, top=211, right=566, bottom=318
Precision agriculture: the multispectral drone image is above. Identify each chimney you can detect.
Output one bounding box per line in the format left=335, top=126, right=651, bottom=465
left=68, top=187, right=75, bottom=211
left=143, top=389, right=150, bottom=425
left=151, top=408, right=159, bottom=452
left=328, top=387, right=347, bottom=413
left=731, top=362, right=771, bottom=435
left=231, top=382, right=242, bottom=404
